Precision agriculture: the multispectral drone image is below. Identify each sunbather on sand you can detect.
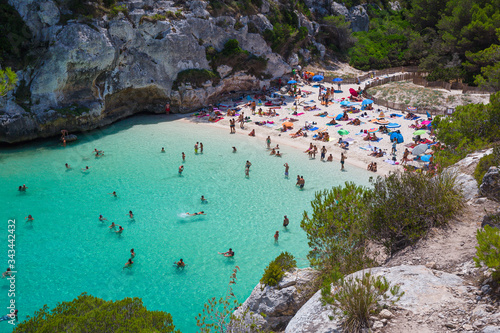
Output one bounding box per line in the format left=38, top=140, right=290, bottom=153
left=292, top=128, right=303, bottom=138
left=328, top=119, right=337, bottom=125
left=347, top=118, right=361, bottom=126
left=314, top=111, right=328, bottom=116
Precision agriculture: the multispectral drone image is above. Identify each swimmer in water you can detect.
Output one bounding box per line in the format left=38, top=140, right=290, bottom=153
left=2, top=268, right=11, bottom=278
left=116, top=225, right=124, bottom=234
left=128, top=211, right=134, bottom=219
left=274, top=231, right=279, bottom=242
left=179, top=165, right=184, bottom=174
left=201, top=196, right=207, bottom=203
left=232, top=147, right=237, bottom=152
left=284, top=163, right=289, bottom=177
left=270, top=148, right=276, bottom=156
left=99, top=214, right=107, bottom=221
left=94, top=148, right=103, bottom=154
left=109, top=191, right=117, bottom=197
left=187, top=211, right=205, bottom=216
left=109, top=222, right=117, bottom=229
left=25, top=215, right=34, bottom=221
left=123, top=258, right=133, bottom=269
left=130, top=248, right=135, bottom=258
left=275, top=151, right=281, bottom=157
left=81, top=166, right=90, bottom=171
left=161, top=147, right=165, bottom=153
left=65, top=163, right=71, bottom=169
left=283, top=215, right=289, bottom=227
left=182, top=152, right=185, bottom=162
left=176, top=259, right=185, bottom=267
left=219, top=248, right=234, bottom=257
left=21, top=184, right=27, bottom=191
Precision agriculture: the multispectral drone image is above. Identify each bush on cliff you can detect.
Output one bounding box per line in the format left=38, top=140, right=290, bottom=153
left=172, top=69, right=219, bottom=90
left=0, top=0, right=32, bottom=69
left=14, top=293, right=179, bottom=333
left=367, top=171, right=464, bottom=255
left=300, top=183, right=373, bottom=278
left=260, top=252, right=296, bottom=287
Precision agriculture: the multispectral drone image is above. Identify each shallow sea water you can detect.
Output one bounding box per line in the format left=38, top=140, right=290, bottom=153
left=0, top=115, right=372, bottom=332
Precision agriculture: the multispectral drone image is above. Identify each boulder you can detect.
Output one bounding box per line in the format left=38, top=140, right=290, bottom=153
left=481, top=207, right=500, bottom=229
left=285, top=265, right=465, bottom=333
left=479, top=167, right=500, bottom=202
left=233, top=268, right=320, bottom=332
left=349, top=5, right=369, bottom=32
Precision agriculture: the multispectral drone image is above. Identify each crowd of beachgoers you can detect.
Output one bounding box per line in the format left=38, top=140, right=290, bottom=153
left=183, top=70, right=441, bottom=176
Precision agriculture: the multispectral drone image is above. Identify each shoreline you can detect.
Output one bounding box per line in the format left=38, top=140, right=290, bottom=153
left=175, top=77, right=431, bottom=177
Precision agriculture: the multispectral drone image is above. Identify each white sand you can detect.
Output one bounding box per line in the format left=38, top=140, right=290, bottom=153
left=180, top=80, right=431, bottom=176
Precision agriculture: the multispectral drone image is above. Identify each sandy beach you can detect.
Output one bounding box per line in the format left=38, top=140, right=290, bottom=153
left=181, top=77, right=433, bottom=176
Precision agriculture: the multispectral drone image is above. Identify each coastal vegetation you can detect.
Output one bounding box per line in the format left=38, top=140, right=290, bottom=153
left=475, top=225, right=500, bottom=282
left=323, top=272, right=404, bottom=332
left=14, top=293, right=179, bottom=332
left=260, top=251, right=297, bottom=287
left=172, top=69, right=219, bottom=90
left=0, top=67, right=17, bottom=97
left=432, top=91, right=500, bottom=169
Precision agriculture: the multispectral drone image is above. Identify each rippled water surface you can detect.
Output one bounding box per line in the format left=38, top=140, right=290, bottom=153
left=0, top=115, right=372, bottom=332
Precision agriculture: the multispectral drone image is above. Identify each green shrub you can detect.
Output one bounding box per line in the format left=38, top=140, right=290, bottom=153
left=326, top=272, right=403, bottom=332
left=260, top=252, right=296, bottom=287
left=367, top=171, right=464, bottom=255
left=15, top=293, right=179, bottom=332
left=234, top=20, right=244, bottom=30
left=300, top=183, right=373, bottom=277
left=172, top=69, right=219, bottom=90
left=109, top=4, right=128, bottom=18
left=474, top=146, right=500, bottom=184
left=475, top=225, right=500, bottom=281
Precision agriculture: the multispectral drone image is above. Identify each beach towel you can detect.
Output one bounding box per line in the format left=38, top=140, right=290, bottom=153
left=384, top=159, right=399, bottom=165
left=309, top=127, right=319, bottom=131
left=335, top=124, right=342, bottom=127
left=372, top=137, right=383, bottom=142
left=296, top=112, right=305, bottom=116
left=210, top=117, right=224, bottom=123
left=390, top=114, right=403, bottom=117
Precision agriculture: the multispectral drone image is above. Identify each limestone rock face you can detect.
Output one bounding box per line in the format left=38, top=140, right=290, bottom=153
left=233, top=268, right=320, bottom=332
left=330, top=2, right=370, bottom=32
left=480, top=167, right=500, bottom=202
left=1, top=0, right=292, bottom=143
left=285, top=265, right=465, bottom=333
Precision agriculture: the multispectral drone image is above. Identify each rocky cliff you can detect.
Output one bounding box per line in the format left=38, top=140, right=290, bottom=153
left=0, top=0, right=371, bottom=143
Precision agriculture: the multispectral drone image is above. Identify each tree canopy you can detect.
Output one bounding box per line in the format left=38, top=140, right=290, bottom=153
left=14, top=293, right=179, bottom=333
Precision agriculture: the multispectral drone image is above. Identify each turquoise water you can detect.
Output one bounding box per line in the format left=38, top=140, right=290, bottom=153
left=0, top=115, right=372, bottom=332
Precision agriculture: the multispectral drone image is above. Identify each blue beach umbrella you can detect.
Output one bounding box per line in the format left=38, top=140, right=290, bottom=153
left=312, top=75, right=324, bottom=82
left=287, top=80, right=297, bottom=84
left=332, top=78, right=343, bottom=82
left=362, top=99, right=373, bottom=105
left=340, top=100, right=350, bottom=106
left=387, top=123, right=401, bottom=129
left=421, top=154, right=432, bottom=162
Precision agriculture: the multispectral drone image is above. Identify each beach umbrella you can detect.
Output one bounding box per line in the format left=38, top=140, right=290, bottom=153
left=340, top=100, right=350, bottom=106
left=283, top=121, right=294, bottom=128
left=367, top=128, right=378, bottom=133
left=407, top=106, right=417, bottom=111
left=421, top=120, right=432, bottom=126
left=413, top=129, right=427, bottom=136
left=332, top=78, right=343, bottom=82
left=287, top=80, right=297, bottom=84
left=349, top=88, right=358, bottom=96
left=312, top=75, right=324, bottom=82
left=362, top=99, right=373, bottom=105
left=426, top=111, right=432, bottom=119
left=389, top=121, right=401, bottom=127
left=412, top=143, right=428, bottom=156
left=338, top=129, right=349, bottom=136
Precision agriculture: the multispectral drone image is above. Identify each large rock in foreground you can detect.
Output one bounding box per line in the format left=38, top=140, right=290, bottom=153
left=285, top=265, right=465, bottom=333
left=480, top=166, right=500, bottom=202
left=233, top=267, right=320, bottom=332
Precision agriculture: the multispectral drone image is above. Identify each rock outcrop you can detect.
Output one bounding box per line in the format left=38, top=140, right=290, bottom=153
left=233, top=267, right=320, bottom=332
left=480, top=166, right=500, bottom=202
left=330, top=2, right=370, bottom=32
left=285, top=265, right=466, bottom=333
left=1, top=0, right=293, bottom=143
